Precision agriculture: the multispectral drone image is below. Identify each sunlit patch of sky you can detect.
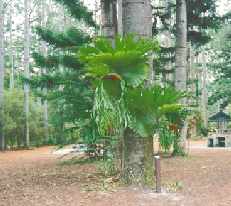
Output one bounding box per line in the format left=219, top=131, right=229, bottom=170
left=83, top=0, right=231, bottom=16
left=217, top=0, right=231, bottom=15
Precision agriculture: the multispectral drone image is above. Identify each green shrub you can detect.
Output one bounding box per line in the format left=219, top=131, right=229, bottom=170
left=159, top=126, right=176, bottom=153
left=4, top=89, right=46, bottom=148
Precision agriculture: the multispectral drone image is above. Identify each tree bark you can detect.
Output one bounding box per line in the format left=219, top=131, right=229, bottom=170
left=175, top=0, right=187, bottom=92
left=101, top=0, right=121, bottom=170
left=174, top=0, right=187, bottom=154
left=23, top=0, right=31, bottom=147
left=122, top=0, right=154, bottom=186
left=0, top=0, right=5, bottom=151
left=100, top=0, right=117, bottom=40
left=9, top=1, right=14, bottom=90
left=40, top=0, right=49, bottom=143
left=123, top=128, right=153, bottom=185
left=117, top=0, right=123, bottom=35
left=201, top=52, right=208, bottom=130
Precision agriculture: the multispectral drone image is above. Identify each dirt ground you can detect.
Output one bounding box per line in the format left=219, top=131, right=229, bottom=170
left=1, top=141, right=231, bottom=206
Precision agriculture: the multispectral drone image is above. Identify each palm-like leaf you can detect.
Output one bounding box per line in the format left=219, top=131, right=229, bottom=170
left=79, top=35, right=159, bottom=88
left=124, top=86, right=184, bottom=137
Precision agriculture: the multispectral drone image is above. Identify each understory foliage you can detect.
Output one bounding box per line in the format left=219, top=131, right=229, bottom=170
left=159, top=124, right=176, bottom=153
left=4, top=89, right=45, bottom=147
left=209, top=25, right=231, bottom=107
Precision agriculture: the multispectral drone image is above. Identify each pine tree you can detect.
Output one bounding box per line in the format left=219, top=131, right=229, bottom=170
left=209, top=24, right=231, bottom=106
left=32, top=0, right=96, bottom=144
left=187, top=0, right=220, bottom=46
left=153, top=0, right=222, bottom=81
left=38, top=0, right=49, bottom=143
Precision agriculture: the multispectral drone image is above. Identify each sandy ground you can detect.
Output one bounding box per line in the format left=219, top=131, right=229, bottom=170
left=0, top=141, right=231, bottom=206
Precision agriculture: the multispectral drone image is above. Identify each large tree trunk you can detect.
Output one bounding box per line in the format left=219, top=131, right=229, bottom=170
left=174, top=0, right=187, bottom=155
left=23, top=0, right=30, bottom=147
left=122, top=0, right=154, bottom=186
left=0, top=0, right=5, bottom=151
left=175, top=0, right=187, bottom=92
left=122, top=128, right=154, bottom=185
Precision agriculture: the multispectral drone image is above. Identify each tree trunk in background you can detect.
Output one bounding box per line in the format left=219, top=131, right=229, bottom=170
left=117, top=0, right=123, bottom=35
left=100, top=0, right=117, bottom=40
left=23, top=0, right=30, bottom=147
left=201, top=52, right=208, bottom=130
left=0, top=0, right=5, bottom=151
left=122, top=0, right=154, bottom=186
left=40, top=0, right=49, bottom=143
left=9, top=1, right=14, bottom=90
left=101, top=0, right=122, bottom=170
left=174, top=0, right=187, bottom=155
left=175, top=0, right=187, bottom=93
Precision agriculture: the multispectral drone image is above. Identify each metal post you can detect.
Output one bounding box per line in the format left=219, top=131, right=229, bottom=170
left=154, top=155, right=161, bottom=193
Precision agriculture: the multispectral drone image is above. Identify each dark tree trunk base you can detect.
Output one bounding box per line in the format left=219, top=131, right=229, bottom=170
left=122, top=128, right=154, bottom=186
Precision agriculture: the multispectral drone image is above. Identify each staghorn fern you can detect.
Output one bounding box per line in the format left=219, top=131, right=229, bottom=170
left=79, top=35, right=185, bottom=138
left=124, top=86, right=185, bottom=137
left=79, top=35, right=160, bottom=87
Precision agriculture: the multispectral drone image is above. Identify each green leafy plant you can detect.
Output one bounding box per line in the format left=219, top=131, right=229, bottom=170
left=80, top=35, right=159, bottom=88
left=159, top=125, right=176, bottom=153
left=124, top=86, right=184, bottom=137
left=80, top=35, right=185, bottom=139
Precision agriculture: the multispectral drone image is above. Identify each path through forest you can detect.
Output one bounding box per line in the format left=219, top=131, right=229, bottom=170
left=0, top=142, right=231, bottom=206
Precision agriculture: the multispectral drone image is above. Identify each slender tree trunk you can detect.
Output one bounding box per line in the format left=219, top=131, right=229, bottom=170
left=100, top=0, right=117, bottom=40
left=43, top=97, right=49, bottom=141
left=122, top=0, right=154, bottom=186
left=101, top=0, right=122, bottom=170
left=117, top=0, right=123, bottom=35
left=23, top=0, right=30, bottom=147
left=0, top=0, right=5, bottom=151
left=9, top=1, right=14, bottom=90
left=174, top=0, right=187, bottom=155
left=201, top=52, right=208, bottom=130
left=40, top=0, right=49, bottom=143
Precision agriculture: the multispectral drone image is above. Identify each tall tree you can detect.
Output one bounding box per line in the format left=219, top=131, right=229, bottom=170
left=9, top=1, right=14, bottom=90
left=175, top=0, right=187, bottom=92
left=152, top=0, right=221, bottom=85
left=39, top=0, right=49, bottom=142
left=23, top=0, right=31, bottom=147
left=32, top=0, right=96, bottom=144
left=201, top=52, right=208, bottom=129
left=122, top=0, right=154, bottom=185
left=0, top=0, right=5, bottom=150
left=117, top=0, right=123, bottom=35
left=208, top=25, right=231, bottom=107
left=174, top=0, right=187, bottom=154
